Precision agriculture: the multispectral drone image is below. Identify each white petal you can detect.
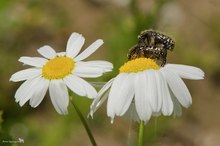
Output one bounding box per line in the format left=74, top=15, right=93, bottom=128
left=95, top=91, right=109, bottom=109
left=159, top=71, right=173, bottom=116
left=73, top=65, right=104, bottom=78
left=145, top=70, right=158, bottom=112
left=77, top=61, right=113, bottom=72
left=37, top=45, right=56, bottom=59
left=90, top=78, right=114, bottom=116
left=134, top=72, right=152, bottom=122
left=10, top=68, right=41, bottom=82
left=162, top=68, right=192, bottom=108
left=74, top=60, right=113, bottom=78
left=15, top=79, right=33, bottom=102
left=107, top=74, right=126, bottom=119
left=63, top=75, right=86, bottom=97
left=19, top=57, right=48, bottom=67
left=155, top=71, right=163, bottom=112
left=66, top=32, right=85, bottom=58
left=90, top=90, right=110, bottom=118
left=15, top=77, right=42, bottom=106
left=107, top=73, right=134, bottom=118
left=165, top=64, right=204, bottom=80
left=123, top=102, right=140, bottom=122
left=170, top=90, right=182, bottom=117
left=116, top=74, right=135, bottom=116
left=76, top=77, right=97, bottom=99
left=65, top=75, right=97, bottom=99
left=74, top=39, right=104, bottom=61
left=96, top=78, right=114, bottom=100
left=29, top=78, right=49, bottom=107
left=49, top=80, right=69, bottom=115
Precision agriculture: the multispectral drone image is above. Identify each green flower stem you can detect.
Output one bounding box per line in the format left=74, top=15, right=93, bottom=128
left=70, top=98, right=97, bottom=146
left=138, top=121, right=145, bottom=146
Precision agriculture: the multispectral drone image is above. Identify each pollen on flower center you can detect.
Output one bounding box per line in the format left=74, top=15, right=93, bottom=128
left=42, top=56, right=75, bottom=79
left=119, top=58, right=160, bottom=73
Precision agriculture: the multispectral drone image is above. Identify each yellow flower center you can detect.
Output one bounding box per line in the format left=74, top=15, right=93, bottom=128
left=119, top=58, right=160, bottom=73
left=42, top=56, right=75, bottom=80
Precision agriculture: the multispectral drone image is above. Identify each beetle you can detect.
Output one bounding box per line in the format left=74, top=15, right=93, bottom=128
left=128, top=30, right=175, bottom=66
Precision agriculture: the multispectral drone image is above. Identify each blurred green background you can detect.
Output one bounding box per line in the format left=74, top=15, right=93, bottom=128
left=0, top=0, right=220, bottom=146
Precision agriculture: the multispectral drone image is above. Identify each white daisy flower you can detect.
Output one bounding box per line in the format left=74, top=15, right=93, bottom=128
left=90, top=58, right=204, bottom=123
left=10, top=32, right=113, bottom=115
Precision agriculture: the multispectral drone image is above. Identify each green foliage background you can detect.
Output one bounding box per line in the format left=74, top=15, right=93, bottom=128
left=0, top=0, right=220, bottom=146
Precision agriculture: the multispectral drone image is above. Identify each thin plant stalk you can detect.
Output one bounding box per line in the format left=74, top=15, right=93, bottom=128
left=138, top=121, right=145, bottom=146
left=70, top=98, right=97, bottom=146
